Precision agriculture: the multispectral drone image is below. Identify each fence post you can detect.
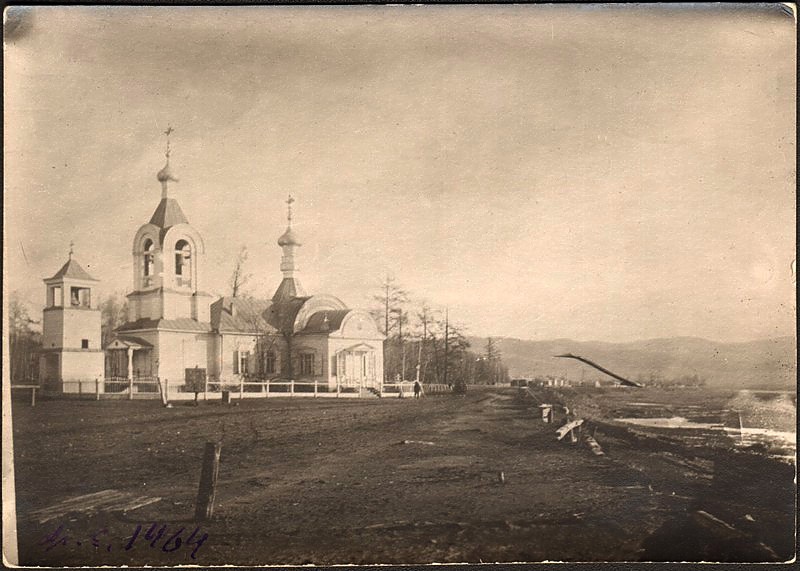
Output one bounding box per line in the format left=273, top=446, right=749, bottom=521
left=129, top=376, right=134, bottom=400
left=194, top=442, right=221, bottom=521
left=266, top=379, right=270, bottom=398
left=240, top=377, right=244, bottom=400
left=165, top=378, right=169, bottom=403
left=290, top=379, right=295, bottom=396
left=314, top=379, right=318, bottom=398
left=95, top=377, right=101, bottom=401
left=78, top=380, right=83, bottom=398
left=204, top=376, right=209, bottom=401
left=337, top=379, right=341, bottom=398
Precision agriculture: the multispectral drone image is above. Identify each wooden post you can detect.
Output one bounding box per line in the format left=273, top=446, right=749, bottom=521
left=78, top=380, right=83, bottom=397
left=204, top=376, right=209, bottom=401
left=95, top=377, right=101, bottom=401
left=290, top=379, right=295, bottom=396
left=239, top=377, right=244, bottom=401
left=337, top=379, right=341, bottom=398
left=128, top=376, right=134, bottom=400
left=30, top=387, right=36, bottom=407
left=314, top=379, right=318, bottom=398
left=156, top=378, right=168, bottom=406
left=194, top=442, right=221, bottom=521
left=266, top=379, right=270, bottom=398
left=164, top=378, right=169, bottom=403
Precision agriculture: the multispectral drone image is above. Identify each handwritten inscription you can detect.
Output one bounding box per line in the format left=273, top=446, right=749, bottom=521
left=40, top=522, right=208, bottom=559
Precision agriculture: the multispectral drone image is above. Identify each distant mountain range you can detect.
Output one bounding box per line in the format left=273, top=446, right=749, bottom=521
left=467, top=336, right=796, bottom=390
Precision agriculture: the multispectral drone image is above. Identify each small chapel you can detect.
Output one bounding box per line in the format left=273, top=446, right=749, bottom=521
left=41, top=134, right=384, bottom=394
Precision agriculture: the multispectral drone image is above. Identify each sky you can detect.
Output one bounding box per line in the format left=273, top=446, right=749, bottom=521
left=4, top=4, right=796, bottom=343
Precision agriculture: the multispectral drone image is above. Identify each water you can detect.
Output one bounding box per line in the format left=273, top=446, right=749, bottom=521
left=613, top=389, right=796, bottom=462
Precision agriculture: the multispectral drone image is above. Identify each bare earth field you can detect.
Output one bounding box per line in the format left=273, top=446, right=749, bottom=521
left=10, top=386, right=796, bottom=565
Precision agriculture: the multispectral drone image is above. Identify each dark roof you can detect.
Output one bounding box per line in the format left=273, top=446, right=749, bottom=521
left=45, top=257, right=99, bottom=282
left=149, top=198, right=188, bottom=228
left=265, top=296, right=309, bottom=333
left=210, top=296, right=277, bottom=334
left=108, top=335, right=153, bottom=348
left=302, top=309, right=350, bottom=333
left=116, top=318, right=212, bottom=333
left=272, top=277, right=307, bottom=303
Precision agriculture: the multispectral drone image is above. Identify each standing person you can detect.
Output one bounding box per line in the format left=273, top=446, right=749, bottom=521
left=413, top=380, right=422, bottom=399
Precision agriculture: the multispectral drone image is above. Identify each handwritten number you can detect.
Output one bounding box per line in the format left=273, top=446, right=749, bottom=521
left=161, top=527, right=184, bottom=552
left=145, top=523, right=167, bottom=548
left=185, top=527, right=208, bottom=559
left=40, top=524, right=69, bottom=551
left=39, top=524, right=65, bottom=545
left=124, top=524, right=142, bottom=551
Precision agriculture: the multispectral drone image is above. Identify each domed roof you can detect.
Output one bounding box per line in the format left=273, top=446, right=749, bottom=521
left=278, top=226, right=301, bottom=246
left=157, top=160, right=177, bottom=183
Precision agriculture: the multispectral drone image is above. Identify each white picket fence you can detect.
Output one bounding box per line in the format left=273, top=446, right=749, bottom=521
left=42, top=377, right=453, bottom=402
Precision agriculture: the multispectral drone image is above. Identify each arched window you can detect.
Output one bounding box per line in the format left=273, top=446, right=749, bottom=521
left=143, top=239, right=154, bottom=286
left=174, top=239, right=192, bottom=287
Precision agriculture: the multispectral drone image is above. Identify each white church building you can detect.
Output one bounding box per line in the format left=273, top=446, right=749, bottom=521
left=41, top=140, right=384, bottom=395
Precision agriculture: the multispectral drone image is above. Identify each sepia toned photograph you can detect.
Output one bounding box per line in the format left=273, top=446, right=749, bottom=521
left=3, top=3, right=796, bottom=566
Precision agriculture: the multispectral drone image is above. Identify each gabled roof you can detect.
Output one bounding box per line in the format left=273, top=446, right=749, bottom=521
left=210, top=296, right=277, bottom=334
left=45, top=257, right=99, bottom=282
left=149, top=198, right=188, bottom=228
left=106, top=335, right=153, bottom=349
left=116, top=318, right=212, bottom=333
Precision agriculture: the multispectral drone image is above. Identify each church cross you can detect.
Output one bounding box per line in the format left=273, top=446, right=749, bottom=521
left=163, top=125, right=174, bottom=158
left=68, top=240, right=74, bottom=260
left=286, top=195, right=295, bottom=225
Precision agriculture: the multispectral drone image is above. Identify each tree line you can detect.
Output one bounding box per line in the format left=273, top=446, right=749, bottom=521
left=370, top=275, right=510, bottom=392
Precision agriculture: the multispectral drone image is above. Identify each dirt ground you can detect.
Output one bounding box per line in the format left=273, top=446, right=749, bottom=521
left=9, top=386, right=796, bottom=565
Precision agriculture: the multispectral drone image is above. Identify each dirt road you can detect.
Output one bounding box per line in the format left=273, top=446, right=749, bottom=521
left=10, top=387, right=794, bottom=565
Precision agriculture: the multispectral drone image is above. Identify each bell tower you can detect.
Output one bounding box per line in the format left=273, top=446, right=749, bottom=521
left=39, top=243, right=105, bottom=392
left=127, top=127, right=212, bottom=323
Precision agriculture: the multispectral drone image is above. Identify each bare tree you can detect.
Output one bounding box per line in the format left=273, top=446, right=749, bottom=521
left=8, top=293, right=41, bottom=383
left=99, top=293, right=129, bottom=348
left=372, top=274, right=408, bottom=381
left=229, top=245, right=252, bottom=298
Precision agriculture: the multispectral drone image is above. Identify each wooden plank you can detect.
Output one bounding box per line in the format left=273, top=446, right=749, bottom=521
left=31, top=490, right=131, bottom=523
left=556, top=419, right=584, bottom=441
left=112, top=496, right=162, bottom=513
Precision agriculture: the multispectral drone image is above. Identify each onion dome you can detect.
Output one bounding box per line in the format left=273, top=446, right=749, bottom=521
left=278, top=226, right=301, bottom=247
left=157, top=159, right=178, bottom=183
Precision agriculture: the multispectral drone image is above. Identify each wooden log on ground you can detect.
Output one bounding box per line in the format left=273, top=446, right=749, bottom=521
left=556, top=419, right=584, bottom=441
left=584, top=434, right=605, bottom=456
left=194, top=442, right=221, bottom=521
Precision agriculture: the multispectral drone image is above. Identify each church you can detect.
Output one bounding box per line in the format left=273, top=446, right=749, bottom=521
left=41, top=137, right=384, bottom=394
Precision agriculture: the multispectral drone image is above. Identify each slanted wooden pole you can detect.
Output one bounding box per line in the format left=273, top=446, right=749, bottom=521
left=195, top=442, right=221, bottom=521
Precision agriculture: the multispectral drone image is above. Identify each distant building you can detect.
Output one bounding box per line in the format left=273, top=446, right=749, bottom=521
left=39, top=247, right=105, bottom=392
left=102, top=143, right=384, bottom=391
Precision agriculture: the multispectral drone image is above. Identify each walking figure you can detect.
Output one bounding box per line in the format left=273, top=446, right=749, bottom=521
left=413, top=380, right=422, bottom=399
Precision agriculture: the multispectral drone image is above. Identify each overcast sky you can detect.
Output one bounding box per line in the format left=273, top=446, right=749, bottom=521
left=4, top=4, right=796, bottom=343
